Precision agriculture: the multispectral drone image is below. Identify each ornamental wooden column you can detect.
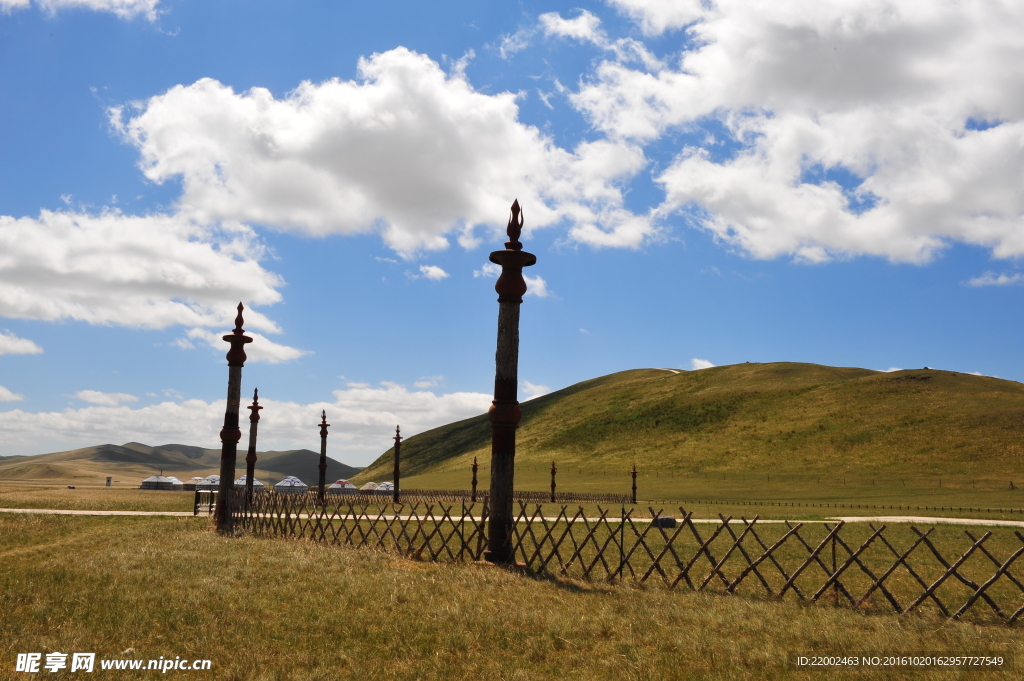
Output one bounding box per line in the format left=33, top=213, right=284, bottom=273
left=244, top=388, right=262, bottom=509
left=215, top=303, right=253, bottom=534
left=318, top=411, right=329, bottom=504
left=631, top=465, right=638, bottom=505
left=485, top=199, right=536, bottom=563
left=550, top=461, right=557, bottom=503
left=392, top=425, right=402, bottom=503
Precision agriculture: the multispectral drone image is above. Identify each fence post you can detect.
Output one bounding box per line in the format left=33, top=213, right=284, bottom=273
left=193, top=489, right=200, bottom=516
left=550, top=461, right=557, bottom=503
left=631, top=465, right=637, bottom=504
left=215, top=303, right=252, bottom=534
left=245, top=388, right=262, bottom=510
left=471, top=457, right=478, bottom=503
left=485, top=199, right=537, bottom=564
left=318, top=411, right=330, bottom=504
left=393, top=425, right=402, bottom=504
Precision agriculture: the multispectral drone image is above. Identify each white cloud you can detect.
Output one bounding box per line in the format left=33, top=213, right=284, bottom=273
left=0, top=210, right=284, bottom=332
left=969, top=371, right=983, bottom=376
left=569, top=0, right=1024, bottom=263
left=884, top=367, right=903, bottom=372
left=74, top=390, right=138, bottom=406
left=606, top=0, right=704, bottom=35
left=523, top=274, right=550, bottom=298
left=0, top=383, right=493, bottom=463
left=0, top=331, right=42, bottom=355
left=1, top=0, right=159, bottom=20
left=497, top=30, right=532, bottom=59
left=414, top=376, right=443, bottom=389
left=540, top=10, right=662, bottom=68
left=539, top=10, right=605, bottom=43
left=182, top=328, right=310, bottom=364
left=418, top=265, right=450, bottom=281
left=966, top=272, right=1024, bottom=287
left=522, top=380, right=550, bottom=399
left=691, top=358, right=715, bottom=370
left=0, top=386, right=25, bottom=402
left=114, top=48, right=654, bottom=255
left=473, top=262, right=501, bottom=278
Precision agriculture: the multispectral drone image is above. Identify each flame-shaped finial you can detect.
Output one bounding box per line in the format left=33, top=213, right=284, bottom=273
left=505, top=199, right=523, bottom=250
left=253, top=387, right=259, bottom=403
left=233, top=302, right=245, bottom=333
left=321, top=410, right=326, bottom=424
left=394, top=425, right=402, bottom=440
left=248, top=387, right=262, bottom=421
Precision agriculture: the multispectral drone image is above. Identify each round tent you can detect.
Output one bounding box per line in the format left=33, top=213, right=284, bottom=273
left=234, top=475, right=265, bottom=490
left=376, top=481, right=395, bottom=493
left=274, top=476, right=308, bottom=494
left=196, top=475, right=220, bottom=491
left=183, top=476, right=206, bottom=491
left=358, top=482, right=379, bottom=491
left=327, top=479, right=357, bottom=495
left=141, top=474, right=177, bottom=491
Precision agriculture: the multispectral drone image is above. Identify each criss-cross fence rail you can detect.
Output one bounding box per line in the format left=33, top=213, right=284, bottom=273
left=232, top=491, right=1024, bottom=625
left=193, top=488, right=629, bottom=513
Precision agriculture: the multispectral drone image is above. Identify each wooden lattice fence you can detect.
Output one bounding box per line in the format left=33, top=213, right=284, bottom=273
left=228, top=491, right=1024, bottom=625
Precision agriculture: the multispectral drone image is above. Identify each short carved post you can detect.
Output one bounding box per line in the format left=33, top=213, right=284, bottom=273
left=393, top=425, right=402, bottom=504
left=215, top=303, right=253, bottom=534
left=245, top=388, right=262, bottom=510
left=471, top=456, right=478, bottom=503
left=550, top=461, right=557, bottom=503
left=631, top=464, right=637, bottom=504
left=318, top=411, right=329, bottom=504
left=485, top=199, right=536, bottom=563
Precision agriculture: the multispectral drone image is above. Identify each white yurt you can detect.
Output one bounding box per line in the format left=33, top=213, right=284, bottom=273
left=234, top=475, right=265, bottom=490
left=358, top=482, right=379, bottom=491
left=196, top=475, right=220, bottom=491
left=166, top=477, right=185, bottom=491
left=183, top=476, right=206, bottom=491
left=274, top=476, right=309, bottom=494
left=376, top=481, right=395, bottom=492
left=327, top=479, right=357, bottom=495
left=140, top=474, right=177, bottom=490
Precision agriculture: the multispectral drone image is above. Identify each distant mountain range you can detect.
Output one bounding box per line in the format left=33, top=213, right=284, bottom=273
left=0, top=442, right=363, bottom=486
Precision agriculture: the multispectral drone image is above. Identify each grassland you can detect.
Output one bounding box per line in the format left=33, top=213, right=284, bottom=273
left=2, top=513, right=1022, bottom=680
left=356, top=363, right=1024, bottom=511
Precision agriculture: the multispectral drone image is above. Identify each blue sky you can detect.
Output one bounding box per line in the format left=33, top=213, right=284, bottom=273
left=2, top=0, right=1023, bottom=463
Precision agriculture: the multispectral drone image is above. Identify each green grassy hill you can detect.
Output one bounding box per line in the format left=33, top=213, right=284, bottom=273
left=0, top=442, right=362, bottom=486
left=354, top=363, right=1024, bottom=505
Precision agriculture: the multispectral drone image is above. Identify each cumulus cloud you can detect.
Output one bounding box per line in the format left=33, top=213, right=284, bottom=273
left=966, top=272, right=1024, bottom=287
left=0, top=385, right=25, bottom=402
left=113, top=48, right=654, bottom=255
left=74, top=390, right=138, bottom=406
left=570, top=0, right=1024, bottom=263
left=181, top=328, right=310, bottom=364
left=473, top=262, right=501, bottom=278
left=0, top=210, right=284, bottom=332
left=0, top=331, right=42, bottom=355
left=540, top=10, right=662, bottom=68
left=0, top=383, right=493, bottom=462
left=691, top=358, right=715, bottom=370
left=1, top=0, right=159, bottom=20
left=523, top=274, right=551, bottom=298
left=521, top=380, right=550, bottom=399
left=418, top=265, right=450, bottom=281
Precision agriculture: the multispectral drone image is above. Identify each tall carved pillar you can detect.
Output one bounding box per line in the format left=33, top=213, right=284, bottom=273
left=318, top=411, right=329, bottom=504
left=392, top=425, right=402, bottom=503
left=485, top=200, right=536, bottom=563
left=244, top=388, right=262, bottom=509
left=215, top=303, right=252, bottom=534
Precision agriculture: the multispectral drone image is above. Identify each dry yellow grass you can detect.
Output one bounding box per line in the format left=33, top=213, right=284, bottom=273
left=1, top=514, right=1021, bottom=680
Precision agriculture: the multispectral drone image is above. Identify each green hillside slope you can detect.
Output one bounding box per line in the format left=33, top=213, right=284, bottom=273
left=0, top=442, right=362, bottom=485
left=355, top=362, right=1024, bottom=488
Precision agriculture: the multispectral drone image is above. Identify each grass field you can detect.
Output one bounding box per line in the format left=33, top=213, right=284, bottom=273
left=356, top=364, right=1024, bottom=494
left=2, top=513, right=1022, bottom=680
